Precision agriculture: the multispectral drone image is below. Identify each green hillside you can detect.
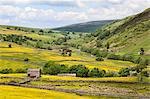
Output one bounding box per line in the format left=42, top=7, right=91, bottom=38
left=0, top=8, right=150, bottom=98
left=90, top=8, right=150, bottom=55
left=53, top=20, right=114, bottom=32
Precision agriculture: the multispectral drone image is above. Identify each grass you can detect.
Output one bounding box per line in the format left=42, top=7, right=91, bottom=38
left=0, top=41, right=137, bottom=72
left=1, top=73, right=149, bottom=83
left=0, top=28, right=27, bottom=35
left=0, top=42, right=35, bottom=53
left=41, top=75, right=138, bottom=82
left=58, top=60, right=136, bottom=71
left=0, top=85, right=95, bottom=99
left=0, top=73, right=139, bottom=82
left=0, top=59, right=40, bottom=71
left=0, top=78, right=23, bottom=83
left=29, top=79, right=150, bottom=98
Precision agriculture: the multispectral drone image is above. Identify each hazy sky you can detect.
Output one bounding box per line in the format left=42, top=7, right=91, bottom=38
left=0, top=0, right=149, bottom=28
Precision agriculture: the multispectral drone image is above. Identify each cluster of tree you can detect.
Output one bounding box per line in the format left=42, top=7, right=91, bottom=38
left=96, top=57, right=104, bottom=61
left=80, top=46, right=149, bottom=65
left=42, top=61, right=149, bottom=78
left=1, top=61, right=148, bottom=80
left=118, top=61, right=149, bottom=82
left=0, top=68, right=27, bottom=74
left=107, top=53, right=149, bottom=65
left=53, top=36, right=71, bottom=45
left=81, top=46, right=108, bottom=58
left=0, top=34, right=53, bottom=50
left=42, top=62, right=106, bottom=77
left=1, top=34, right=26, bottom=45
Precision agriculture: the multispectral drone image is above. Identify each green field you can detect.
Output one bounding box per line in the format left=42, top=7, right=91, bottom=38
left=0, top=85, right=96, bottom=99
left=0, top=41, right=136, bottom=72
left=0, top=8, right=149, bottom=98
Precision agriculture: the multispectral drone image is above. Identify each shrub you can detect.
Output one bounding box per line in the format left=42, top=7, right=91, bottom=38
left=141, top=71, right=149, bottom=77
left=96, top=57, right=104, bottom=61
left=88, top=68, right=105, bottom=77
left=69, top=64, right=89, bottom=77
left=134, top=57, right=142, bottom=64
left=35, top=41, right=43, bottom=48
left=15, top=68, right=27, bottom=73
left=0, top=68, right=13, bottom=74
left=24, top=58, right=29, bottom=62
left=96, top=40, right=103, bottom=47
left=96, top=51, right=108, bottom=58
left=105, top=71, right=117, bottom=77
left=8, top=44, right=12, bottom=48
left=139, top=59, right=149, bottom=66
left=122, top=54, right=134, bottom=62
left=39, top=29, right=44, bottom=32
left=107, top=54, right=121, bottom=60
left=31, top=30, right=35, bottom=32
left=76, top=66, right=89, bottom=77
left=47, top=46, right=52, bottom=50
left=118, top=68, right=130, bottom=77
left=43, top=61, right=68, bottom=75
left=91, top=49, right=99, bottom=55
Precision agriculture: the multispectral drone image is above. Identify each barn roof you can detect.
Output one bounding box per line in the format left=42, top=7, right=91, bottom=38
left=28, top=69, right=40, bottom=72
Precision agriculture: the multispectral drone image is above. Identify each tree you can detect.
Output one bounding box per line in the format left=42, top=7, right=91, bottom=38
left=79, top=33, right=82, bottom=38
left=76, top=66, right=89, bottom=77
left=68, top=52, right=72, bottom=56
left=8, top=44, right=12, bottom=48
left=96, top=40, right=103, bottom=47
left=88, top=68, right=105, bottom=77
left=69, top=65, right=89, bottom=77
left=47, top=46, right=52, bottom=50
left=96, top=57, right=104, bottom=61
left=118, top=68, right=130, bottom=77
left=6, top=27, right=10, bottom=29
left=43, top=61, right=68, bottom=75
left=0, top=68, right=13, bottom=74
left=39, top=29, right=44, bottom=33
left=35, top=41, right=43, bottom=48
left=106, top=42, right=110, bottom=50
left=31, top=30, right=35, bottom=33
left=107, top=54, right=121, bottom=60
left=105, top=71, right=116, bottom=77
left=140, top=48, right=144, bottom=55
left=24, top=58, right=29, bottom=62
left=15, top=68, right=27, bottom=73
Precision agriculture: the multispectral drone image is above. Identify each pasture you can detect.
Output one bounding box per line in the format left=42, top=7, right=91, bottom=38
left=0, top=41, right=136, bottom=72
left=0, top=85, right=95, bottom=99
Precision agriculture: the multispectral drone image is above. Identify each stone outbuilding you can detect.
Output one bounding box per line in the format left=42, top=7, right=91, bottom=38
left=27, top=69, right=41, bottom=78
left=57, top=73, right=76, bottom=77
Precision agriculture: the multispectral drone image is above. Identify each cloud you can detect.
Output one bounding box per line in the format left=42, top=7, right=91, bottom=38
left=0, top=0, right=149, bottom=28
left=55, top=11, right=88, bottom=21
left=0, top=19, right=10, bottom=24
left=0, top=5, right=89, bottom=27
left=0, top=0, right=85, bottom=8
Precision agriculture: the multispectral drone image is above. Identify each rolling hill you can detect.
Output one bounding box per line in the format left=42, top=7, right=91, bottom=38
left=53, top=20, right=115, bottom=32
left=88, top=8, right=150, bottom=55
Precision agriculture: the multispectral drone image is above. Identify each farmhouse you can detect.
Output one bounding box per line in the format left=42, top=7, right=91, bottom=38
left=60, top=48, right=72, bottom=56
left=57, top=73, right=76, bottom=77
left=27, top=69, right=41, bottom=78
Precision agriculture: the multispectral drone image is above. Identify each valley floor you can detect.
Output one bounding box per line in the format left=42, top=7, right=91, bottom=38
left=0, top=26, right=149, bottom=99
left=0, top=74, right=150, bottom=99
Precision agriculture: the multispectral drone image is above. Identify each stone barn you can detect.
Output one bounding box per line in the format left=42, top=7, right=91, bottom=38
left=57, top=73, right=76, bottom=77
left=27, top=69, right=41, bottom=78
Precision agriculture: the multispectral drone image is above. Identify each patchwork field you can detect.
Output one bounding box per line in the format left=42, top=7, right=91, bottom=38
left=0, top=41, right=136, bottom=72
left=0, top=25, right=149, bottom=99
left=0, top=85, right=96, bottom=99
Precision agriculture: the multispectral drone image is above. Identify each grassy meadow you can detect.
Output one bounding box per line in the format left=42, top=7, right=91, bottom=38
left=0, top=41, right=136, bottom=72
left=0, top=22, right=149, bottom=99
left=0, top=85, right=97, bottom=99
